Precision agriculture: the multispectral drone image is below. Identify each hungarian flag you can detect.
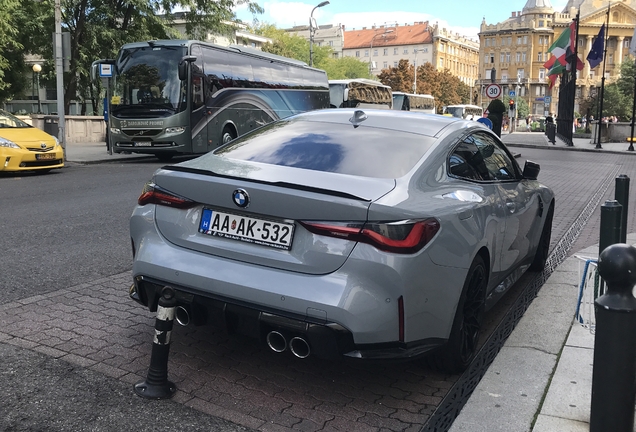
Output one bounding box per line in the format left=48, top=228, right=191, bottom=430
left=548, top=20, right=579, bottom=67
left=587, top=24, right=605, bottom=69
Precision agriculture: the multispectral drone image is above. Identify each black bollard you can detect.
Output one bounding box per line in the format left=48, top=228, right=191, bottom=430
left=590, top=243, right=636, bottom=432
left=599, top=200, right=623, bottom=296
left=134, top=286, right=177, bottom=399
left=614, top=175, right=630, bottom=244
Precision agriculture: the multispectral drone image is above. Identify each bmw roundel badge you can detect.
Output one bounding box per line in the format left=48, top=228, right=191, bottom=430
left=233, top=189, right=249, bottom=208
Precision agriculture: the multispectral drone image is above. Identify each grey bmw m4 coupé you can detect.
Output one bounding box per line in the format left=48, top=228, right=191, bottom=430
left=129, top=109, right=554, bottom=373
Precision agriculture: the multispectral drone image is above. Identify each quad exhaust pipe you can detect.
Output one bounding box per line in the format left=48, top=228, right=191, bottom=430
left=266, top=331, right=310, bottom=358
left=175, top=306, right=190, bottom=326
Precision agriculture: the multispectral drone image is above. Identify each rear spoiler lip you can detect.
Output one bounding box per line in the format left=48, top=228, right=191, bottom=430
left=164, top=165, right=377, bottom=202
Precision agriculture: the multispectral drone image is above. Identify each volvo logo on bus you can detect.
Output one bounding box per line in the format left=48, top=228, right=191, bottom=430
left=233, top=189, right=249, bottom=208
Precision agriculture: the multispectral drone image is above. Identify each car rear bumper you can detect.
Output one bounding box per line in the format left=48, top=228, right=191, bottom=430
left=130, top=275, right=444, bottom=360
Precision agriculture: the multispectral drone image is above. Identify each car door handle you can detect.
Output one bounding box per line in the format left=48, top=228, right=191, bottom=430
left=506, top=202, right=516, bottom=213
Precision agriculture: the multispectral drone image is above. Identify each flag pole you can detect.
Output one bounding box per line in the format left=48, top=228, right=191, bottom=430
left=629, top=59, right=636, bottom=151
left=595, top=3, right=611, bottom=149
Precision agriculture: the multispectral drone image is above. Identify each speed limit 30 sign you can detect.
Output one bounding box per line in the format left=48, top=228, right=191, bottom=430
left=486, top=83, right=502, bottom=99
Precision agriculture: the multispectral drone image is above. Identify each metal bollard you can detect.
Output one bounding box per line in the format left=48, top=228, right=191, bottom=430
left=599, top=200, right=623, bottom=259
left=134, top=286, right=177, bottom=399
left=590, top=243, right=636, bottom=432
left=614, top=175, right=630, bottom=244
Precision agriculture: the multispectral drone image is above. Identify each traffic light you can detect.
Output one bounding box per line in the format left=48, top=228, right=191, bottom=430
left=509, top=99, right=515, bottom=111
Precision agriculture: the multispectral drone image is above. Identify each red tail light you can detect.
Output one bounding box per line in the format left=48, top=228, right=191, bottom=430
left=137, top=182, right=196, bottom=209
left=298, top=219, right=440, bottom=254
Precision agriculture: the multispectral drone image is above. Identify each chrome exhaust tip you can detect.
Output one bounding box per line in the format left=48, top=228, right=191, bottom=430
left=175, top=306, right=190, bottom=326
left=266, top=331, right=287, bottom=353
left=289, top=337, right=310, bottom=359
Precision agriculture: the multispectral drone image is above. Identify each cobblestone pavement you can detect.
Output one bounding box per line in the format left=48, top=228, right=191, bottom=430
left=3, top=144, right=636, bottom=431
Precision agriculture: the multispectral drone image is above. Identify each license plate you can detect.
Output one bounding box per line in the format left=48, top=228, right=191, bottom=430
left=199, top=208, right=294, bottom=250
left=36, top=153, right=56, bottom=160
left=134, top=142, right=152, bottom=147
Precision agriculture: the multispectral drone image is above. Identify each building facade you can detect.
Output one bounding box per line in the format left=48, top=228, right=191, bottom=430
left=286, top=24, right=345, bottom=59
left=478, top=0, right=636, bottom=117
left=432, top=25, right=480, bottom=86
left=342, top=22, right=434, bottom=76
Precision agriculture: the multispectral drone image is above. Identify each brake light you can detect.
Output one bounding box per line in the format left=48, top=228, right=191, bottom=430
left=137, top=182, right=196, bottom=209
left=298, top=219, right=440, bottom=254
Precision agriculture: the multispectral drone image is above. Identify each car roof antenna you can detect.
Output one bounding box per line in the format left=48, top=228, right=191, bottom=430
left=349, top=110, right=367, bottom=128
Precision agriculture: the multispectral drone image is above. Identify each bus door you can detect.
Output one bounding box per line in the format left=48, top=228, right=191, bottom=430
left=189, top=47, right=208, bottom=153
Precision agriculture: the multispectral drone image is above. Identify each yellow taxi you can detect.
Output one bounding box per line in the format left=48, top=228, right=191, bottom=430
left=0, top=109, right=64, bottom=173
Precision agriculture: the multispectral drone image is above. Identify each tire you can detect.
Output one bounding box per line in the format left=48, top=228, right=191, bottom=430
left=428, top=255, right=487, bottom=374
left=221, top=126, right=237, bottom=144
left=529, top=204, right=554, bottom=272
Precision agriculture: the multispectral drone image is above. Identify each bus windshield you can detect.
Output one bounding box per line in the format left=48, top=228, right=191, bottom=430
left=444, top=106, right=465, bottom=118
left=111, top=45, right=188, bottom=118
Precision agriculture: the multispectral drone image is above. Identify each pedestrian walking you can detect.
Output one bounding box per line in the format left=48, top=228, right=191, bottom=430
left=526, top=116, right=532, bottom=132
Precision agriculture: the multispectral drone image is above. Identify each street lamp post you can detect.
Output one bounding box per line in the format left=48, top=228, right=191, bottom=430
left=32, top=64, right=42, bottom=114
left=413, top=49, right=426, bottom=94
left=309, top=1, right=329, bottom=67
left=369, top=29, right=393, bottom=75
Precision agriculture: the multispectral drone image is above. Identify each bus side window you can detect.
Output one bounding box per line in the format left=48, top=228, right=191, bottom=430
left=203, top=47, right=232, bottom=93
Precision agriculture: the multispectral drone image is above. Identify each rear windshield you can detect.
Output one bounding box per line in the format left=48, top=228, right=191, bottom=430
left=212, top=119, right=435, bottom=178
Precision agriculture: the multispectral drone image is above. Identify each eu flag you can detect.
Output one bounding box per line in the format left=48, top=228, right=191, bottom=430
left=587, top=24, right=605, bottom=69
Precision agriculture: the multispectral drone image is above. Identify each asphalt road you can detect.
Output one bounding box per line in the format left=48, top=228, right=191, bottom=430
left=0, top=161, right=163, bottom=302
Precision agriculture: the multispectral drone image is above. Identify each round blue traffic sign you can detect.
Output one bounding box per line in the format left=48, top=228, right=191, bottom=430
left=477, top=117, right=493, bottom=130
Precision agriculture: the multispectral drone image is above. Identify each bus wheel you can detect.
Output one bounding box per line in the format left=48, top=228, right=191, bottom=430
left=221, top=126, right=237, bottom=144
left=156, top=153, right=174, bottom=162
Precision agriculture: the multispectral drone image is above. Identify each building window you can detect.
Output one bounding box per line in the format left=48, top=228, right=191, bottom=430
left=355, top=51, right=360, bottom=57
left=329, top=41, right=333, bottom=46
left=486, top=39, right=491, bottom=47
left=523, top=35, right=528, bottom=44
left=490, top=54, right=495, bottom=63
left=517, top=69, right=525, bottom=79
left=403, top=48, right=408, bottom=54
left=373, top=49, right=378, bottom=56
left=506, top=52, right=510, bottom=62
left=522, top=52, right=526, bottom=62
left=517, top=36, right=522, bottom=45
left=539, top=68, right=545, bottom=81
left=383, top=48, right=388, bottom=55
left=365, top=50, right=369, bottom=57
left=539, top=20, right=544, bottom=27
left=439, top=58, right=444, bottom=67
left=508, top=37, right=512, bottom=45
left=516, top=52, right=521, bottom=62
left=625, top=38, right=631, bottom=47
left=538, top=52, right=543, bottom=61
left=609, top=54, right=614, bottom=64
left=394, top=61, right=398, bottom=67
left=394, top=48, right=398, bottom=55
left=500, top=53, right=505, bottom=62
left=383, top=61, right=388, bottom=68
left=484, top=55, right=489, bottom=64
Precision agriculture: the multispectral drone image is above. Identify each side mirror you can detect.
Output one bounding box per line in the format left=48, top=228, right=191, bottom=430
left=178, top=55, right=197, bottom=81
left=523, top=160, right=540, bottom=180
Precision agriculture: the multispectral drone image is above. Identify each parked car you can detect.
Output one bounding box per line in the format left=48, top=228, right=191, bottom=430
left=129, top=109, right=554, bottom=373
left=0, top=109, right=64, bottom=173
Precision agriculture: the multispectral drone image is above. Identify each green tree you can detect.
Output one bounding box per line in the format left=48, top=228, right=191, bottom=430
left=0, top=0, right=23, bottom=98
left=320, top=56, right=372, bottom=80
left=254, top=24, right=329, bottom=66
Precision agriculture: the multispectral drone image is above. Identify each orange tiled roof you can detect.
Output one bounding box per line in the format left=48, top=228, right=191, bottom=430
left=343, top=22, right=433, bottom=50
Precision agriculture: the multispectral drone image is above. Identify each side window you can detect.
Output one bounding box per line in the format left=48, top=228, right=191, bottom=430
left=470, top=133, right=519, bottom=181
left=449, top=140, right=490, bottom=181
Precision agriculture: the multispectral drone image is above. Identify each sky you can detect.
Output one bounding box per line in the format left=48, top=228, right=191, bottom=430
left=235, top=0, right=571, bottom=40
